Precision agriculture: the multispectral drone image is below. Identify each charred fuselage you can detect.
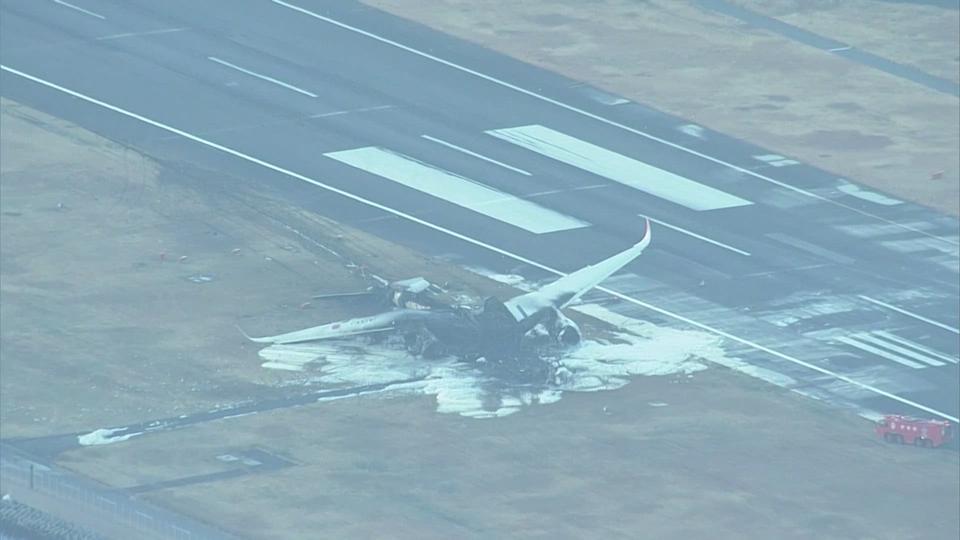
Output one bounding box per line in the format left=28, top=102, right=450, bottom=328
left=398, top=296, right=581, bottom=367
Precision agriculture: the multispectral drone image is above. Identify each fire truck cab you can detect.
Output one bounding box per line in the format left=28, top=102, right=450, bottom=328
left=876, top=415, right=954, bottom=448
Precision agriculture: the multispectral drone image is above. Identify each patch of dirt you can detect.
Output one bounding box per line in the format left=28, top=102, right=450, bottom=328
left=793, top=129, right=894, bottom=151
left=735, top=0, right=960, bottom=84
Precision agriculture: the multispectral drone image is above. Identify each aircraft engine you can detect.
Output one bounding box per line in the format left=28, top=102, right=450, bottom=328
left=549, top=309, right=581, bottom=347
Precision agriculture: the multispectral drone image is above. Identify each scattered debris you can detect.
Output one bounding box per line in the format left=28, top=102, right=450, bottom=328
left=836, top=181, right=903, bottom=206
left=256, top=302, right=724, bottom=419
left=77, top=427, right=142, bottom=446
left=678, top=124, right=705, bottom=139
left=186, top=274, right=214, bottom=284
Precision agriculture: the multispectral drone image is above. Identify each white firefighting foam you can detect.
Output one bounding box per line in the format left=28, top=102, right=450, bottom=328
left=258, top=303, right=725, bottom=419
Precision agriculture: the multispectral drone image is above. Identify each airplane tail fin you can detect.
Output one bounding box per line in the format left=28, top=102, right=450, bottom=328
left=502, top=218, right=651, bottom=318
left=236, top=325, right=273, bottom=343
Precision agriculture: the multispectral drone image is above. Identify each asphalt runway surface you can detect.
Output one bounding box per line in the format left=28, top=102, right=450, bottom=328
left=1, top=0, right=958, bottom=426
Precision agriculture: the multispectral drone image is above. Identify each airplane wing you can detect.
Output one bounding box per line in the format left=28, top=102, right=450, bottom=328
left=502, top=218, right=651, bottom=321
left=241, top=310, right=411, bottom=345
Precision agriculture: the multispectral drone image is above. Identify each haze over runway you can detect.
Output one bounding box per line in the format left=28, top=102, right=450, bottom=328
left=1, top=0, right=957, bottom=424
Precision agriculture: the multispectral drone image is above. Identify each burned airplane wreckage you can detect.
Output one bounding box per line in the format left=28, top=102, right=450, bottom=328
left=246, top=220, right=652, bottom=370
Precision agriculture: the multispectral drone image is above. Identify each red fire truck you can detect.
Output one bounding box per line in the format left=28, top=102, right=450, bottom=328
left=876, top=415, right=954, bottom=448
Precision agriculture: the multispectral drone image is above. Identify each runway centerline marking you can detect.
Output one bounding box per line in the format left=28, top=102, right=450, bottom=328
left=526, top=184, right=608, bottom=198
left=207, top=56, right=317, bottom=98
left=96, top=28, right=188, bottom=41
left=421, top=135, right=531, bottom=176
left=488, top=124, right=752, bottom=211
left=310, top=104, right=394, bottom=118
left=4, top=64, right=954, bottom=423
left=858, top=295, right=960, bottom=335
left=51, top=0, right=105, bottom=19
left=641, top=216, right=751, bottom=256
left=324, top=146, right=587, bottom=234
left=270, top=0, right=959, bottom=246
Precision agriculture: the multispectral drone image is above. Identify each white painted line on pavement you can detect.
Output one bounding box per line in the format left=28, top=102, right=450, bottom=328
left=526, top=184, right=608, bottom=198
left=488, top=124, right=752, bottom=211
left=837, top=336, right=925, bottom=369
left=52, top=0, right=105, bottom=19
left=96, top=28, right=188, bottom=41
left=207, top=56, right=317, bottom=98
left=859, top=295, right=960, bottom=335
left=270, top=0, right=959, bottom=247
left=324, top=146, right=584, bottom=233
left=642, top=216, right=751, bottom=256
left=421, top=135, right=531, bottom=176
left=5, top=63, right=954, bottom=423
left=873, top=330, right=958, bottom=364
left=310, top=104, right=394, bottom=118
left=854, top=333, right=945, bottom=367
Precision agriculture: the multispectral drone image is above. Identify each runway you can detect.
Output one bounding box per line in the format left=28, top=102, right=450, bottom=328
left=1, top=0, right=957, bottom=421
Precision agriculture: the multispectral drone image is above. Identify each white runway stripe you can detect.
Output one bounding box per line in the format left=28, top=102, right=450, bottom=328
left=837, top=336, right=925, bottom=369
left=643, top=215, right=751, bottom=256
left=324, top=147, right=589, bottom=234
left=853, top=333, right=945, bottom=367
left=208, top=56, right=318, bottom=98
left=421, top=135, right=531, bottom=176
left=859, top=295, right=959, bottom=334
left=487, top=124, right=752, bottom=211
left=52, top=0, right=105, bottom=19
left=873, top=331, right=958, bottom=364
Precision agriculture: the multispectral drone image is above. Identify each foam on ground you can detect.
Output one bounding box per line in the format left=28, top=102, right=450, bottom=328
left=258, top=301, right=729, bottom=418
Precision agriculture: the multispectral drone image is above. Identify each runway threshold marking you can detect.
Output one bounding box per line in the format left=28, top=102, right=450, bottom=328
left=488, top=124, right=752, bottom=211
left=641, top=216, right=751, bottom=256
left=872, top=330, right=957, bottom=364
left=5, top=64, right=955, bottom=423
left=859, top=295, right=960, bottom=335
left=839, top=331, right=952, bottom=369
left=836, top=336, right=926, bottom=369
left=420, top=135, right=532, bottom=176
left=207, top=56, right=317, bottom=98
left=51, top=0, right=105, bottom=19
left=324, top=146, right=588, bottom=234
left=269, top=0, right=959, bottom=247
left=856, top=332, right=947, bottom=367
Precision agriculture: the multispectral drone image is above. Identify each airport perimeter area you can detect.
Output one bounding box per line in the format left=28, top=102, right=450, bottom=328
left=1, top=1, right=958, bottom=539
